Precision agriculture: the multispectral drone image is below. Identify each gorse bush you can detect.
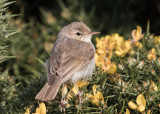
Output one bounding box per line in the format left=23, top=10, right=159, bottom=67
left=0, top=0, right=18, bottom=112
left=0, top=0, right=16, bottom=62
left=22, top=26, right=160, bottom=114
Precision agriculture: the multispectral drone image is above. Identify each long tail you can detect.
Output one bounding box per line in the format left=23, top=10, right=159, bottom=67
left=35, top=83, right=61, bottom=101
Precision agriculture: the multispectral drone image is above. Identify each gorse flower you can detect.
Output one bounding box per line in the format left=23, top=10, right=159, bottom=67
left=148, top=48, right=156, bottom=60
left=131, top=26, right=144, bottom=49
left=67, top=80, right=89, bottom=99
left=147, top=110, right=151, bottom=114
left=25, top=102, right=46, bottom=114
left=126, top=108, right=130, bottom=114
left=136, top=94, right=146, bottom=112
left=131, top=26, right=144, bottom=43
left=25, top=108, right=30, bottom=114
left=149, top=80, right=158, bottom=91
left=95, top=33, right=134, bottom=74
left=154, top=35, right=160, bottom=44
left=128, top=94, right=146, bottom=112
left=99, top=58, right=117, bottom=74
left=128, top=101, right=138, bottom=110
left=87, top=85, right=104, bottom=107
left=115, top=40, right=131, bottom=57
left=33, top=102, right=46, bottom=114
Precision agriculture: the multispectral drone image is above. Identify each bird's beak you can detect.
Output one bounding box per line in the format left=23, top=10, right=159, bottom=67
left=89, top=31, right=101, bottom=35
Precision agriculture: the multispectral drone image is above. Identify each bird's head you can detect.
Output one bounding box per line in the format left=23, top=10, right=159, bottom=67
left=58, top=22, right=100, bottom=42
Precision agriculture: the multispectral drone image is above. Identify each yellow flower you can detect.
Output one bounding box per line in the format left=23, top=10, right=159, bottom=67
left=87, top=85, right=104, bottom=107
left=107, top=62, right=117, bottom=74
left=102, top=58, right=111, bottom=72
left=33, top=102, right=46, bottom=114
left=100, top=58, right=117, bottom=74
left=33, top=107, right=40, bottom=114
left=149, top=80, right=158, bottom=91
left=137, top=104, right=145, bottom=112
left=96, top=48, right=106, bottom=55
left=95, top=33, right=131, bottom=74
left=25, top=108, right=30, bottom=114
left=124, top=40, right=132, bottom=53
left=115, top=46, right=124, bottom=57
left=128, top=101, right=138, bottom=110
left=62, top=84, right=68, bottom=99
left=105, top=35, right=116, bottom=52
left=39, top=102, right=46, bottom=114
left=154, top=35, right=160, bottom=44
left=131, top=26, right=144, bottom=42
left=134, top=42, right=143, bottom=48
left=76, top=80, right=89, bottom=88
left=147, top=110, right=151, bottom=114
left=148, top=48, right=156, bottom=60
left=128, top=94, right=146, bottom=112
left=136, top=94, right=146, bottom=112
left=126, top=108, right=130, bottom=114
left=65, top=101, right=71, bottom=109
left=115, top=40, right=131, bottom=57
left=96, top=37, right=104, bottom=49
left=96, top=37, right=107, bottom=55
left=92, top=85, right=99, bottom=94
left=136, top=94, right=146, bottom=106
left=95, top=53, right=105, bottom=66
left=96, top=35, right=116, bottom=58
left=67, top=80, right=88, bottom=99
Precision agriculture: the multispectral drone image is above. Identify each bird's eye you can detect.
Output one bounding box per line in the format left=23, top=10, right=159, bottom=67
left=76, top=32, right=81, bottom=36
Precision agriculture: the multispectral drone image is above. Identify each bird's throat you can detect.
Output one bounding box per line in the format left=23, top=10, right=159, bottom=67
left=81, top=35, right=92, bottom=42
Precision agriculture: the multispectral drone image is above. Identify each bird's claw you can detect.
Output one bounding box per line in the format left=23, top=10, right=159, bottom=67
left=78, top=91, right=83, bottom=107
left=60, top=98, right=66, bottom=112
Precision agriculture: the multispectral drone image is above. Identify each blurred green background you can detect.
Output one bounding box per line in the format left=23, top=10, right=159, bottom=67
left=0, top=0, right=160, bottom=113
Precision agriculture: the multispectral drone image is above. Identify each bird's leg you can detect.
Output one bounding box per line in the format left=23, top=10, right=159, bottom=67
left=60, top=83, right=66, bottom=112
left=73, top=82, right=83, bottom=107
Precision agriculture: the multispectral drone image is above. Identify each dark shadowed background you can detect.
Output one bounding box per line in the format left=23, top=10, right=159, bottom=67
left=9, top=0, right=160, bottom=35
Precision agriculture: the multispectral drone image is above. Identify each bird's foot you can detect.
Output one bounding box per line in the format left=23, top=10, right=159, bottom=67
left=60, top=98, right=66, bottom=112
left=78, top=90, right=83, bottom=107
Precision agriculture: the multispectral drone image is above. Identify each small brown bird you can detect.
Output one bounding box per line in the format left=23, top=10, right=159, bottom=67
left=35, top=22, right=100, bottom=107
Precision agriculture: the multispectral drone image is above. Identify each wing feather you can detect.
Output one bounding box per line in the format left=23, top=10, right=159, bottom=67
left=47, top=36, right=95, bottom=85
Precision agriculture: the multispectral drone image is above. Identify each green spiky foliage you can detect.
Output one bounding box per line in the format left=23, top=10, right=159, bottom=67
left=0, top=0, right=16, bottom=62
left=10, top=27, right=160, bottom=114
left=0, top=0, right=17, bottom=113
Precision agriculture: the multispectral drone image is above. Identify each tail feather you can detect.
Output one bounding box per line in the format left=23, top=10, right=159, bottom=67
left=35, top=83, right=61, bottom=101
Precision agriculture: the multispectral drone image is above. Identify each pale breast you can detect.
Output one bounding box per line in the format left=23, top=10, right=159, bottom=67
left=71, top=57, right=95, bottom=82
